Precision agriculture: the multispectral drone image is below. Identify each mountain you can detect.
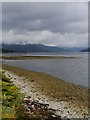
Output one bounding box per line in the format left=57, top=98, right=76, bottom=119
left=2, top=44, right=65, bottom=53
left=2, top=44, right=86, bottom=53
left=2, top=49, right=14, bottom=53
left=81, top=48, right=90, bottom=52
left=63, top=47, right=86, bottom=52
left=0, top=48, right=14, bottom=53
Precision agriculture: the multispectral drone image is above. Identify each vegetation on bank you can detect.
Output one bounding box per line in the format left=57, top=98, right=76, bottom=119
left=2, top=55, right=76, bottom=60
left=2, top=71, right=41, bottom=119
left=2, top=71, right=25, bottom=119
left=2, top=64, right=88, bottom=113
left=1, top=71, right=48, bottom=119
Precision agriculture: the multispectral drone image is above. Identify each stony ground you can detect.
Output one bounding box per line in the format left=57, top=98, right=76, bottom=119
left=4, top=70, right=88, bottom=119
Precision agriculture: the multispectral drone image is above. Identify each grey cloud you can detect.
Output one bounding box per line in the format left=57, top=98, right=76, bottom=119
left=2, top=2, right=88, bottom=34
left=2, top=2, right=88, bottom=47
left=2, top=0, right=89, bottom=2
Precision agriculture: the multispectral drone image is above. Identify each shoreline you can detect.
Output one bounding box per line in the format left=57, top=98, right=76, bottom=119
left=2, top=55, right=76, bottom=60
left=2, top=64, right=88, bottom=118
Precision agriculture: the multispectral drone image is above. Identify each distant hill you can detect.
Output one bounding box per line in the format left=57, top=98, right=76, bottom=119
left=0, top=48, right=14, bottom=53
left=2, top=44, right=65, bottom=53
left=81, top=48, right=90, bottom=52
left=2, top=49, right=14, bottom=53
left=1, top=44, right=86, bottom=53
left=63, top=47, right=86, bottom=52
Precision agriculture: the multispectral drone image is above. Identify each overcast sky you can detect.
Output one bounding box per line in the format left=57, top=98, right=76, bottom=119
left=2, top=2, right=88, bottom=47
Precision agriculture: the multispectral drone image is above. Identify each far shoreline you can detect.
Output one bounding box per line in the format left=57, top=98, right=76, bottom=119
left=2, top=55, right=77, bottom=60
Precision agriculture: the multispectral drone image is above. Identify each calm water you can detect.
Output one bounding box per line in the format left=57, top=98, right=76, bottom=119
left=3, top=52, right=88, bottom=87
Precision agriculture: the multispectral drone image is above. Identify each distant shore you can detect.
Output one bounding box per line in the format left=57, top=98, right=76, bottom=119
left=2, top=55, right=76, bottom=60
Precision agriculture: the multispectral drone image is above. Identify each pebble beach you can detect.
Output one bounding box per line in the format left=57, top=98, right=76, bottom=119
left=2, top=64, right=88, bottom=119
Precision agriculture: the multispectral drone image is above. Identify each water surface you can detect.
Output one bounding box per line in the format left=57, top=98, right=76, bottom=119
left=3, top=53, right=88, bottom=87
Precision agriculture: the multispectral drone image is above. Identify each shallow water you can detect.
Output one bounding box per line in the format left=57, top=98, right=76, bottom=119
left=3, top=52, right=88, bottom=87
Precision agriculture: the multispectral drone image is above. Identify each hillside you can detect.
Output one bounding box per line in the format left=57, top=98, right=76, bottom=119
left=81, top=48, right=90, bottom=52
left=2, top=49, right=14, bottom=53
left=2, top=44, right=65, bottom=53
left=1, top=44, right=86, bottom=53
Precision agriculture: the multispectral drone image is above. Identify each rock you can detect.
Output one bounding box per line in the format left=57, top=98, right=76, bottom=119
left=36, top=93, right=39, bottom=96
left=52, top=115, right=56, bottom=117
left=67, top=110, right=70, bottom=113
left=24, top=98, right=28, bottom=101
left=30, top=80, right=34, bottom=82
left=64, top=106, right=67, bottom=109
left=24, top=99, right=30, bottom=105
left=19, top=74, right=21, bottom=77
left=32, top=105, right=35, bottom=109
left=23, top=95, right=63, bottom=120
left=44, top=101, right=49, bottom=105
left=39, top=100, right=43, bottom=104
left=22, top=85, right=25, bottom=88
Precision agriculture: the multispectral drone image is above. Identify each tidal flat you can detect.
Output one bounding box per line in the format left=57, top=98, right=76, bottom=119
left=2, top=64, right=88, bottom=113
left=2, top=55, right=76, bottom=60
